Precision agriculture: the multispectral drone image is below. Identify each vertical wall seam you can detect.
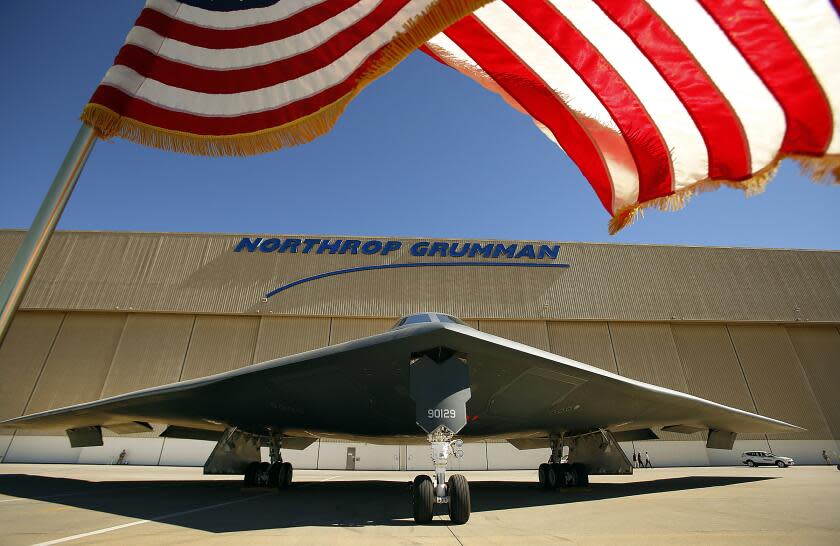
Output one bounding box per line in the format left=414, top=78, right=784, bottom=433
left=327, top=316, right=333, bottom=345
left=22, top=312, right=68, bottom=415
left=99, top=313, right=131, bottom=399
left=665, top=324, right=691, bottom=391
left=606, top=322, right=622, bottom=375
left=176, top=315, right=198, bottom=382
left=725, top=324, right=771, bottom=450
left=251, top=316, right=263, bottom=365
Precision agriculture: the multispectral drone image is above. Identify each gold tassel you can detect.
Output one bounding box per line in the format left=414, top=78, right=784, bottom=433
left=608, top=154, right=839, bottom=234
left=81, top=0, right=492, bottom=157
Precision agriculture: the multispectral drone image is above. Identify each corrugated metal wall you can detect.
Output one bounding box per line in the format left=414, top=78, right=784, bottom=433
left=0, top=232, right=837, bottom=457
left=786, top=326, right=840, bottom=439
left=2, top=231, right=838, bottom=322
left=728, top=325, right=832, bottom=440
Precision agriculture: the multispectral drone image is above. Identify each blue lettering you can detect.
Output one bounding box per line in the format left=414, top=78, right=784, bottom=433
left=234, top=237, right=262, bottom=252
left=259, top=238, right=281, bottom=253
left=301, top=239, right=320, bottom=254
left=382, top=241, right=402, bottom=255
left=279, top=238, right=301, bottom=253
left=492, top=244, right=517, bottom=258
left=468, top=243, right=493, bottom=258
left=361, top=240, right=383, bottom=255
left=411, top=241, right=430, bottom=257
left=449, top=242, right=469, bottom=257
left=317, top=239, right=342, bottom=254
left=538, top=245, right=560, bottom=260
left=428, top=242, right=449, bottom=257
left=515, top=244, right=536, bottom=259
left=339, top=240, right=361, bottom=254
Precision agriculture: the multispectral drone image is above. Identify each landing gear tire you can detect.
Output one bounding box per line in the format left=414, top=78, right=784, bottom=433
left=413, top=475, right=434, bottom=524
left=551, top=463, right=563, bottom=489
left=776, top=461, right=787, bottom=468
left=448, top=474, right=471, bottom=524
left=280, top=462, right=293, bottom=488
left=545, top=464, right=558, bottom=489
left=557, top=463, right=576, bottom=488
left=268, top=462, right=282, bottom=487
left=746, top=460, right=756, bottom=467
left=538, top=463, right=551, bottom=490
left=571, top=463, right=589, bottom=487
left=244, top=461, right=260, bottom=487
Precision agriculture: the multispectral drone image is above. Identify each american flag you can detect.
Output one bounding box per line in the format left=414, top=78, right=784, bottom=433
left=424, top=0, right=840, bottom=231
left=83, top=0, right=839, bottom=231
left=81, top=0, right=490, bottom=156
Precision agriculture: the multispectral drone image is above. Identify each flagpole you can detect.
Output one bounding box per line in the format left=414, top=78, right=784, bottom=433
left=0, top=123, right=97, bottom=347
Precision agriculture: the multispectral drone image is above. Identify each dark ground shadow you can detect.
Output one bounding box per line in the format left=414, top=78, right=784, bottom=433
left=0, top=474, right=776, bottom=532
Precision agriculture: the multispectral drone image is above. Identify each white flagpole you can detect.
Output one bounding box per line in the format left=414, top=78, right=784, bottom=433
left=0, top=123, right=97, bottom=347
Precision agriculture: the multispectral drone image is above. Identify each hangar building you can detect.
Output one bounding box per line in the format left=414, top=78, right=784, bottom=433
left=0, top=230, right=838, bottom=469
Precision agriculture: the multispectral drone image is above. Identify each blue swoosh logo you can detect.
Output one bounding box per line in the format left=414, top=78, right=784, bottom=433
left=265, top=261, right=570, bottom=298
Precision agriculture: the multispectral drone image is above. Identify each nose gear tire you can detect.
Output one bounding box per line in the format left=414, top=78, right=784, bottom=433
left=447, top=474, right=471, bottom=524
left=412, top=475, right=435, bottom=524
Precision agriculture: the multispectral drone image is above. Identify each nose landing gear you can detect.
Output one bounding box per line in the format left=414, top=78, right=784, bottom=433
left=408, top=349, right=472, bottom=524
left=412, top=426, right=471, bottom=524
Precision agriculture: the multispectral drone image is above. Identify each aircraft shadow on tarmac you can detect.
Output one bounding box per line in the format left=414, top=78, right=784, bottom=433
left=0, top=474, right=775, bottom=531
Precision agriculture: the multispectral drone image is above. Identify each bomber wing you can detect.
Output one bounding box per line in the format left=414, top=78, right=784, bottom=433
left=0, top=321, right=799, bottom=446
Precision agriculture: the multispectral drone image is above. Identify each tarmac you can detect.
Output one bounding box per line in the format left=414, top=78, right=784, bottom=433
left=0, top=464, right=838, bottom=545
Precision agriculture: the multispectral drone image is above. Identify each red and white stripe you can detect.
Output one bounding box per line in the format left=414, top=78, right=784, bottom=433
left=88, top=0, right=449, bottom=137
left=425, top=0, right=840, bottom=222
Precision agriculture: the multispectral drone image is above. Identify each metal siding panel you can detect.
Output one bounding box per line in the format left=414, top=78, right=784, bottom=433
left=670, top=324, right=757, bottom=412
left=179, top=316, right=260, bottom=380
left=609, top=323, right=695, bottom=441
left=329, top=318, right=394, bottom=345
left=545, top=321, right=618, bottom=373
left=24, top=312, right=126, bottom=415
left=100, top=314, right=193, bottom=397
left=253, top=317, right=331, bottom=362
left=478, top=320, right=550, bottom=351
left=0, top=312, right=64, bottom=420
left=670, top=323, right=764, bottom=440
left=609, top=323, right=688, bottom=390
left=786, top=326, right=840, bottom=440
left=728, top=325, right=832, bottom=440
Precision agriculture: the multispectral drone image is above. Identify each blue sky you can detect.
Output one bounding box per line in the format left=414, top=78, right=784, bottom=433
left=1, top=2, right=837, bottom=249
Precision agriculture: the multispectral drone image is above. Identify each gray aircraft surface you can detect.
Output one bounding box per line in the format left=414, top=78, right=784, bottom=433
left=0, top=312, right=799, bottom=524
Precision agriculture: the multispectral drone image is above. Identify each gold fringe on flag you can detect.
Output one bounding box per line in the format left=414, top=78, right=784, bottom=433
left=608, top=154, right=840, bottom=234
left=81, top=0, right=492, bottom=157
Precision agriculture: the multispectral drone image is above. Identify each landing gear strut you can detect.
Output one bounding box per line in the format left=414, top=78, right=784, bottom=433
left=243, top=434, right=293, bottom=490
left=412, top=426, right=470, bottom=524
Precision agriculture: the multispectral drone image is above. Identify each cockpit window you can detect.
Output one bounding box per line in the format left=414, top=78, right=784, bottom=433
left=403, top=314, right=433, bottom=325
left=436, top=314, right=466, bottom=325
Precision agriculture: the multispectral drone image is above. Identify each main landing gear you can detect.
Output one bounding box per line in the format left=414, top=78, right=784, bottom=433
left=412, top=426, right=471, bottom=524
left=243, top=435, right=293, bottom=490
left=538, top=437, right=589, bottom=490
